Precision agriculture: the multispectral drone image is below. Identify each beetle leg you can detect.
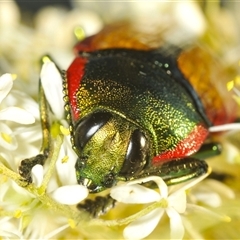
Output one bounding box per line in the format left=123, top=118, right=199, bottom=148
left=140, top=157, right=209, bottom=186
left=191, top=142, right=222, bottom=159
left=19, top=57, right=52, bottom=183
left=77, top=194, right=116, bottom=218
left=192, top=142, right=234, bottom=183
left=141, top=142, right=221, bottom=186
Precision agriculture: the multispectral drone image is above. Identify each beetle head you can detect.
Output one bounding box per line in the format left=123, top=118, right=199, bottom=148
left=73, top=111, right=150, bottom=193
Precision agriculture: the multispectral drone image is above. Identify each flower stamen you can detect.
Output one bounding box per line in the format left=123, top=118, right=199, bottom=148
left=60, top=125, right=70, bottom=135
left=1, top=132, right=12, bottom=144
left=61, top=156, right=69, bottom=163
left=68, top=219, right=76, bottom=228
left=14, top=210, right=22, bottom=218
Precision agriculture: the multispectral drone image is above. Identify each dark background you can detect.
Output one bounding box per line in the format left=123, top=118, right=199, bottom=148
left=15, top=0, right=72, bottom=13
left=14, top=0, right=229, bottom=14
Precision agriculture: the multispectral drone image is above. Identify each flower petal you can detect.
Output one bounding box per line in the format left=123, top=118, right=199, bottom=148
left=40, top=61, right=64, bottom=120
left=31, top=164, right=44, bottom=188
left=166, top=207, right=185, bottom=239
left=55, top=136, right=78, bottom=185
left=137, top=176, right=169, bottom=198
left=0, top=73, right=13, bottom=104
left=128, top=176, right=169, bottom=198
left=169, top=190, right=186, bottom=213
left=43, top=224, right=69, bottom=239
left=191, top=178, right=235, bottom=207
left=204, top=179, right=235, bottom=199
left=194, top=191, right=222, bottom=207
left=110, top=184, right=160, bottom=204
left=170, top=171, right=209, bottom=196
left=123, top=208, right=164, bottom=240
left=50, top=185, right=88, bottom=205
left=0, top=122, right=17, bottom=150
left=0, top=107, right=35, bottom=124
left=209, top=123, right=240, bottom=132
left=8, top=89, right=40, bottom=120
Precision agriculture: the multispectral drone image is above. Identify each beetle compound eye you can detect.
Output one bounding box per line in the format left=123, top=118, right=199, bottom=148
left=119, top=129, right=149, bottom=178
left=74, top=111, right=112, bottom=150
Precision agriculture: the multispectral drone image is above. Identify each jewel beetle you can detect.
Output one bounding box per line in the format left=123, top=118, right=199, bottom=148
left=62, top=23, right=237, bottom=193
left=19, top=23, right=237, bottom=195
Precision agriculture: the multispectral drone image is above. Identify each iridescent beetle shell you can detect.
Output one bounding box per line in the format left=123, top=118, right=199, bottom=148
left=63, top=23, right=237, bottom=192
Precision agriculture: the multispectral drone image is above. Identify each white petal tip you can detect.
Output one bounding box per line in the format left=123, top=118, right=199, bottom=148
left=50, top=185, right=89, bottom=205
left=31, top=164, right=44, bottom=187
left=123, top=208, right=164, bottom=240
left=209, top=123, right=240, bottom=132
left=110, top=184, right=160, bottom=204
left=0, top=73, right=13, bottom=81
left=40, top=61, right=65, bottom=119
left=0, top=107, right=35, bottom=124
left=0, top=73, right=14, bottom=103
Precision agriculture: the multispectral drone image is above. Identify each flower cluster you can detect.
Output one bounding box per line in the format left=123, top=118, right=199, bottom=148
left=0, top=70, right=89, bottom=239
left=0, top=1, right=240, bottom=239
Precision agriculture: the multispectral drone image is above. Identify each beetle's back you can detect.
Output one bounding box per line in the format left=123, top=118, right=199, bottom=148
left=73, top=23, right=238, bottom=126
left=72, top=49, right=208, bottom=158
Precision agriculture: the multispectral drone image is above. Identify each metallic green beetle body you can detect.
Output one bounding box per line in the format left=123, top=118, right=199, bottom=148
left=65, top=48, right=209, bottom=192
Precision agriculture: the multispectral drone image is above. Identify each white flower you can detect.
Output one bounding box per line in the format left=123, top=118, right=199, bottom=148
left=30, top=61, right=89, bottom=205
left=111, top=174, right=209, bottom=240
left=40, top=59, right=79, bottom=188
left=38, top=60, right=79, bottom=190
left=0, top=217, right=22, bottom=239
left=0, top=179, right=57, bottom=239
left=0, top=73, right=39, bottom=171
left=0, top=137, right=88, bottom=239
left=0, top=57, right=89, bottom=239
left=40, top=61, right=65, bottom=120
left=0, top=0, right=20, bottom=28
left=31, top=164, right=44, bottom=188
left=55, top=134, right=79, bottom=186
left=0, top=73, right=35, bottom=124
left=0, top=73, right=35, bottom=152
left=111, top=176, right=186, bottom=239
left=0, top=122, right=18, bottom=150
left=189, top=178, right=235, bottom=208
left=50, top=184, right=89, bottom=205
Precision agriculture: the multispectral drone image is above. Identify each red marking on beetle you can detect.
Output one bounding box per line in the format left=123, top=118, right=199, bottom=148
left=66, top=56, right=88, bottom=121
left=152, top=124, right=209, bottom=163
